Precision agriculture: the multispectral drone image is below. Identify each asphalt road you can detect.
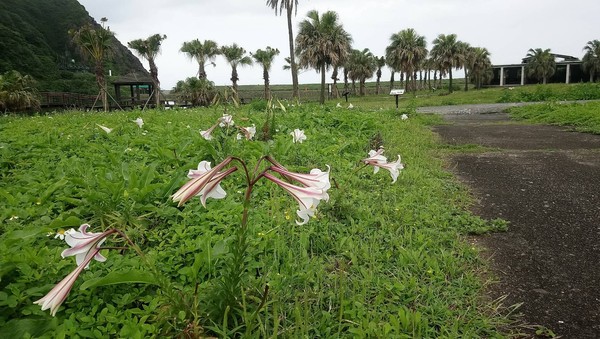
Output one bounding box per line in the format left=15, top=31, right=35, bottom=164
left=432, top=112, right=600, bottom=338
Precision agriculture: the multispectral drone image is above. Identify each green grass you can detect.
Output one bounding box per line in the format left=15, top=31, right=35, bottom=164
left=1, top=104, right=512, bottom=337
left=508, top=101, right=600, bottom=134
left=229, top=82, right=600, bottom=113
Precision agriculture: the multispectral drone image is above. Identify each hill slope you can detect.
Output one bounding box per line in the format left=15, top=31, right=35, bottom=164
left=0, top=0, right=147, bottom=92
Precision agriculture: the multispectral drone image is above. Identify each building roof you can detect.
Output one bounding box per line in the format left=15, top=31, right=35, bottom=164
left=521, top=53, right=580, bottom=64
left=113, top=72, right=153, bottom=85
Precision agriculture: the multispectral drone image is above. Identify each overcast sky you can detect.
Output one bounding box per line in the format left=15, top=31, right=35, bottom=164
left=78, top=0, right=600, bottom=89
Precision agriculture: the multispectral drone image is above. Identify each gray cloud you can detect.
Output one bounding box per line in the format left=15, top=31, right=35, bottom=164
left=79, top=0, right=600, bottom=89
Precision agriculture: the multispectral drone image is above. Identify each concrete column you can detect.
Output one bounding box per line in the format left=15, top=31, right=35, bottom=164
left=566, top=64, right=571, bottom=84
left=500, top=67, right=505, bottom=86
left=521, top=66, right=525, bottom=85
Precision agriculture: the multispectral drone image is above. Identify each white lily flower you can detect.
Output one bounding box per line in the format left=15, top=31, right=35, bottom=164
left=172, top=159, right=236, bottom=207
left=219, top=114, right=235, bottom=127
left=290, top=128, right=306, bottom=143
left=62, top=224, right=111, bottom=268
left=263, top=172, right=329, bottom=225
left=96, top=124, right=112, bottom=134
left=200, top=122, right=219, bottom=141
left=377, top=155, right=404, bottom=183
left=35, top=248, right=100, bottom=316
left=132, top=117, right=144, bottom=128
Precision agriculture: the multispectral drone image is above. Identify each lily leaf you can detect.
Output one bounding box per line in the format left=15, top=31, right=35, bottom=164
left=80, top=269, right=158, bottom=290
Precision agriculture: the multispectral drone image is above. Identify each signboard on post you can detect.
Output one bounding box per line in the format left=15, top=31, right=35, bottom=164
left=389, top=89, right=405, bottom=109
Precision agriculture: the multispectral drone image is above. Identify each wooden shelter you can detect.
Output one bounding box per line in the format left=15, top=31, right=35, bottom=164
left=113, top=73, right=155, bottom=108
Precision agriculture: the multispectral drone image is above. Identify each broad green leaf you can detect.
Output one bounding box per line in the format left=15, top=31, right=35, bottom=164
left=49, top=215, right=82, bottom=229
left=39, top=178, right=68, bottom=203
left=79, top=269, right=158, bottom=290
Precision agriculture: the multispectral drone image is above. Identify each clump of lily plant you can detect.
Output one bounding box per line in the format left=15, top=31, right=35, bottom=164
left=35, top=155, right=331, bottom=319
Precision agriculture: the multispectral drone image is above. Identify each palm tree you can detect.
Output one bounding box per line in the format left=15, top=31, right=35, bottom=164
left=385, top=28, right=428, bottom=94
left=266, top=0, right=300, bottom=100
left=458, top=42, right=473, bottom=91
left=430, top=33, right=462, bottom=93
left=171, top=77, right=215, bottom=107
left=347, top=49, right=377, bottom=96
left=296, top=10, right=352, bottom=104
left=221, top=44, right=253, bottom=101
left=251, top=47, right=280, bottom=100
left=180, top=39, right=220, bottom=80
left=0, top=70, right=40, bottom=112
left=375, top=56, right=385, bottom=94
left=69, top=22, right=113, bottom=111
left=525, top=48, right=555, bottom=84
left=468, top=47, right=492, bottom=89
left=582, top=40, right=600, bottom=82
left=128, top=34, right=167, bottom=107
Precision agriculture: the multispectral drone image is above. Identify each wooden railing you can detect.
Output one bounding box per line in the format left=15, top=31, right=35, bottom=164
left=39, top=92, right=101, bottom=109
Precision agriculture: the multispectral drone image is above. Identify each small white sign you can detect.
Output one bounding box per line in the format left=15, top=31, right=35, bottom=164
left=389, top=89, right=405, bottom=95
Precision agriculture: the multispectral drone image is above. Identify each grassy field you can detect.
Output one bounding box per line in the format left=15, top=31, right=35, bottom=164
left=508, top=101, right=600, bottom=134
left=228, top=82, right=600, bottom=111
left=0, top=103, right=512, bottom=337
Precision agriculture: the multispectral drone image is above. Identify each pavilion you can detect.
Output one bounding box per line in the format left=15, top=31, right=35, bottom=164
left=491, top=53, right=587, bottom=86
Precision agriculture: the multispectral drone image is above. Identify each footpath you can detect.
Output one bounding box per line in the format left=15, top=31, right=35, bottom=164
left=431, top=110, right=600, bottom=338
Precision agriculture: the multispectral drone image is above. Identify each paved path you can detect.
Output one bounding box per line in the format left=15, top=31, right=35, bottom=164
left=432, top=112, right=600, bottom=338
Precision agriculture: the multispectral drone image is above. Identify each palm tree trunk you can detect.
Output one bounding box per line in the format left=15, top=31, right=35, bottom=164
left=389, top=72, right=395, bottom=91
left=95, top=63, right=108, bottom=111
left=464, top=68, right=469, bottom=92
left=286, top=6, right=299, bottom=101
left=448, top=67, right=453, bottom=93
left=231, top=66, right=239, bottom=101
left=376, top=69, right=382, bottom=95
left=263, top=67, right=270, bottom=100
left=149, top=59, right=160, bottom=107
left=331, top=67, right=339, bottom=98
left=198, top=62, right=206, bottom=80
left=319, top=63, right=326, bottom=104
left=590, top=71, right=594, bottom=83
left=360, top=79, right=365, bottom=96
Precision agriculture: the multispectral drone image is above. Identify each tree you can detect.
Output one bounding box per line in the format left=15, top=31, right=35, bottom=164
left=468, top=47, right=492, bottom=89
left=180, top=39, right=220, bottom=80
left=296, top=10, right=352, bottom=104
left=347, top=49, right=377, bottom=96
left=375, top=56, right=385, bottom=94
left=266, top=0, right=300, bottom=101
left=458, top=42, right=472, bottom=91
left=582, top=40, right=600, bottom=82
left=171, top=77, right=215, bottom=107
left=128, top=34, right=167, bottom=108
left=251, top=47, right=280, bottom=100
left=431, top=33, right=462, bottom=93
left=69, top=21, right=113, bottom=111
left=221, top=44, right=253, bottom=101
left=525, top=48, right=555, bottom=84
left=0, top=70, right=40, bottom=112
left=386, top=28, right=428, bottom=94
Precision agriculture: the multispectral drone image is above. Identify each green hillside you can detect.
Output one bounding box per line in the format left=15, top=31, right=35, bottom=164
left=0, top=0, right=147, bottom=93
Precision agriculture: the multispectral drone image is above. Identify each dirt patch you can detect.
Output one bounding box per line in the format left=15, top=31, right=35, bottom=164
left=433, top=114, right=600, bottom=338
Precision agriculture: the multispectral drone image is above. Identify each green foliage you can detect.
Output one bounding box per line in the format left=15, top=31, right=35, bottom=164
left=0, top=105, right=512, bottom=337
left=509, top=101, right=600, bottom=134
left=497, top=83, right=600, bottom=103
left=171, top=77, right=216, bottom=106
left=0, top=70, right=40, bottom=112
